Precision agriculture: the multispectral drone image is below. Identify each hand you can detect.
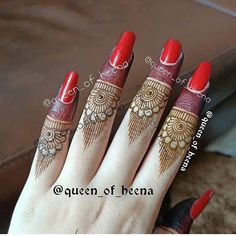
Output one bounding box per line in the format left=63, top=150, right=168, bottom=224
left=9, top=32, right=213, bottom=233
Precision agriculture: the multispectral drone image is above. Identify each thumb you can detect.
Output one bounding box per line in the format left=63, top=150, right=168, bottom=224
left=153, top=189, right=214, bottom=234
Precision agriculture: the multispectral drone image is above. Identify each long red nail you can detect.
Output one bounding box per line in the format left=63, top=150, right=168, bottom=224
left=58, top=70, right=79, bottom=104
left=190, top=189, right=214, bottom=219
left=110, top=31, right=135, bottom=67
left=188, top=61, right=212, bottom=92
left=160, top=39, right=182, bottom=65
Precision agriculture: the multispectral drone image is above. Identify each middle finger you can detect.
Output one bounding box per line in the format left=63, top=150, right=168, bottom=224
left=94, top=39, right=183, bottom=186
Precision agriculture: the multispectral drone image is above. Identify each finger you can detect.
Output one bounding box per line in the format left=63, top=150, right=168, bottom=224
left=26, top=71, right=79, bottom=188
left=133, top=61, right=212, bottom=215
left=94, top=39, right=183, bottom=186
left=154, top=190, right=214, bottom=234
left=60, top=32, right=135, bottom=184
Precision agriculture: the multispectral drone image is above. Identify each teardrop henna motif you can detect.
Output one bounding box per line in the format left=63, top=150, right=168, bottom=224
left=128, top=78, right=171, bottom=143
left=158, top=108, right=198, bottom=175
left=83, top=80, right=121, bottom=148
left=36, top=116, right=71, bottom=177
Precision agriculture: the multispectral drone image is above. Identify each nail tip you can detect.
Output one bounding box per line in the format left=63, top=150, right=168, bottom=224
left=67, top=70, right=79, bottom=82
left=122, top=31, right=136, bottom=40
left=204, top=189, right=214, bottom=200
left=118, top=30, right=136, bottom=47
left=167, top=38, right=182, bottom=47
left=198, top=61, right=212, bottom=76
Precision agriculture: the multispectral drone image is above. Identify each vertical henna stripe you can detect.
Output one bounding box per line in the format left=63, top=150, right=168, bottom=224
left=128, top=78, right=171, bottom=143
left=158, top=108, right=198, bottom=175
left=82, top=81, right=122, bottom=148
left=36, top=117, right=72, bottom=178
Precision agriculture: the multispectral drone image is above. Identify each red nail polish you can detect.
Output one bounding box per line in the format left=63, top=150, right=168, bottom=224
left=110, top=31, right=135, bottom=67
left=160, top=39, right=182, bottom=65
left=58, top=70, right=79, bottom=104
left=188, top=61, right=212, bottom=91
left=190, top=189, right=214, bottom=219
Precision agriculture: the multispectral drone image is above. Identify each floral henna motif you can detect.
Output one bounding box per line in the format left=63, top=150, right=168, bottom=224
left=83, top=80, right=121, bottom=148
left=128, top=78, right=171, bottom=143
left=159, top=108, right=198, bottom=175
left=36, top=116, right=71, bottom=177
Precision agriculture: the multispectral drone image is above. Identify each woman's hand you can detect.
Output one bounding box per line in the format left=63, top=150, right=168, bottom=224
left=8, top=32, right=213, bottom=233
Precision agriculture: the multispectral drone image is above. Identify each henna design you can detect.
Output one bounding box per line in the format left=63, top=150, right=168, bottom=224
left=36, top=116, right=71, bottom=177
left=158, top=107, right=198, bottom=175
left=128, top=78, right=171, bottom=143
left=83, top=80, right=121, bottom=148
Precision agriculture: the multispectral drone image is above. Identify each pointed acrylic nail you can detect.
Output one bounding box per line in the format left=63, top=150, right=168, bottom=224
left=58, top=70, right=79, bottom=104
left=110, top=31, right=136, bottom=67
left=160, top=39, right=182, bottom=65
left=161, top=189, right=214, bottom=234
left=188, top=61, right=212, bottom=92
left=190, top=189, right=214, bottom=219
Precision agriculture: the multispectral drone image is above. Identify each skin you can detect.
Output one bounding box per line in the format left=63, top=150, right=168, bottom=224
left=8, top=50, right=207, bottom=233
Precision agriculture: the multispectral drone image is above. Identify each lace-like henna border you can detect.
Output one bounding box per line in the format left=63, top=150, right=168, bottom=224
left=158, top=108, right=198, bottom=175
left=83, top=81, right=121, bottom=148
left=35, top=116, right=71, bottom=178
left=128, top=78, right=171, bottom=143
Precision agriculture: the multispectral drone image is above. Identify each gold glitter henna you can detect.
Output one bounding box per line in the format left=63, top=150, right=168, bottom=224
left=158, top=107, right=198, bottom=175
left=128, top=78, right=171, bottom=143
left=83, top=80, right=121, bottom=148
left=36, top=116, right=71, bottom=177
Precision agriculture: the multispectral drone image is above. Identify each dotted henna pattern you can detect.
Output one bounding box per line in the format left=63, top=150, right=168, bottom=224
left=128, top=78, right=171, bottom=143
left=36, top=116, right=71, bottom=178
left=158, top=107, right=198, bottom=175
left=83, top=80, right=121, bottom=148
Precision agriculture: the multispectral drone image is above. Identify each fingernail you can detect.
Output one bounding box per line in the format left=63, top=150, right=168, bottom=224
left=188, top=61, right=212, bottom=92
left=58, top=70, right=79, bottom=104
left=110, top=31, right=136, bottom=67
left=190, top=189, right=214, bottom=219
left=160, top=39, right=182, bottom=65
